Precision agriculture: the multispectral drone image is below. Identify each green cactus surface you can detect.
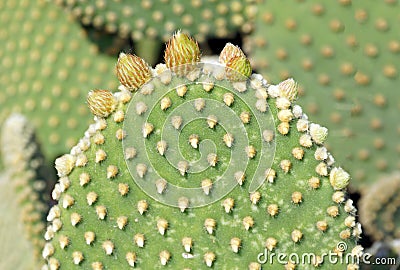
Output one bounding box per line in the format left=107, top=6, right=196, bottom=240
left=0, top=114, right=54, bottom=269
left=44, top=34, right=362, bottom=269
left=55, top=0, right=257, bottom=42
left=245, top=0, right=400, bottom=194
left=359, top=172, right=400, bottom=242
left=55, top=0, right=258, bottom=65
left=0, top=0, right=118, bottom=165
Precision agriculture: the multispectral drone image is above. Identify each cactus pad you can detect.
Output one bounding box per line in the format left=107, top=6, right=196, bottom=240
left=0, top=0, right=118, bottom=163
left=0, top=114, right=53, bottom=269
left=55, top=0, right=257, bottom=42
left=44, top=33, right=361, bottom=269
left=245, top=0, right=400, bottom=193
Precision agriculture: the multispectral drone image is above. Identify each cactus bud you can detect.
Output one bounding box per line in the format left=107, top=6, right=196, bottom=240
left=219, top=43, right=245, bottom=64
left=226, top=56, right=252, bottom=81
left=164, top=31, right=201, bottom=71
left=87, top=90, right=116, bottom=118
left=116, top=53, right=152, bottom=91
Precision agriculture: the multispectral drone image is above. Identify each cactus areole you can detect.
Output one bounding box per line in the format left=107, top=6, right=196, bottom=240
left=45, top=32, right=361, bottom=269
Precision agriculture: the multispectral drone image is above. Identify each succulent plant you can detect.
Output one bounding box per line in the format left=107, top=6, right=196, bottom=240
left=0, top=0, right=118, bottom=166
left=55, top=0, right=258, bottom=64
left=44, top=33, right=362, bottom=269
left=244, top=0, right=400, bottom=194
left=0, top=172, right=38, bottom=270
left=0, top=114, right=53, bottom=269
left=359, top=172, right=400, bottom=242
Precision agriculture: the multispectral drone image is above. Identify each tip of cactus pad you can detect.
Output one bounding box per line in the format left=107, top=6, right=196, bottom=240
left=44, top=33, right=361, bottom=269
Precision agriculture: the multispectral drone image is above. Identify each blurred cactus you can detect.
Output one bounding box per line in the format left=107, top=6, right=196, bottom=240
left=0, top=0, right=118, bottom=166
left=245, top=0, right=400, bottom=194
left=44, top=33, right=361, bottom=269
left=55, top=0, right=259, bottom=64
left=55, top=0, right=257, bottom=41
left=0, top=114, right=54, bottom=269
left=359, top=172, right=400, bottom=242
left=0, top=172, right=38, bottom=270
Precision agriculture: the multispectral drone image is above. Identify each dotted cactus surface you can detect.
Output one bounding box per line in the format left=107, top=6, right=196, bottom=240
left=44, top=36, right=361, bottom=269
left=0, top=114, right=53, bottom=269
left=0, top=0, right=118, bottom=163
left=245, top=0, right=400, bottom=193
left=55, top=0, right=257, bottom=42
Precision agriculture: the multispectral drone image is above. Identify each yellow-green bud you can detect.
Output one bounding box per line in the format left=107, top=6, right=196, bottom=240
left=87, top=89, right=117, bottom=118
left=116, top=53, right=152, bottom=91
left=164, top=30, right=201, bottom=69
left=226, top=56, right=252, bottom=81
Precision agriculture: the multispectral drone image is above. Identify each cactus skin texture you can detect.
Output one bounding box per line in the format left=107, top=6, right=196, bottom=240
left=0, top=114, right=54, bottom=269
left=359, top=172, right=400, bottom=242
left=0, top=0, right=118, bottom=165
left=44, top=33, right=362, bottom=269
left=55, top=0, right=258, bottom=65
left=54, top=0, right=257, bottom=43
left=0, top=172, right=38, bottom=270
left=245, top=0, right=400, bottom=194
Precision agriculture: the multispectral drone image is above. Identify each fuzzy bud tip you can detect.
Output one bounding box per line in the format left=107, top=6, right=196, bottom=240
left=87, top=89, right=117, bottom=118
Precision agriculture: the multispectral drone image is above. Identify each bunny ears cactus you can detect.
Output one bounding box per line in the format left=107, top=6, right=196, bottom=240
left=46, top=32, right=361, bottom=269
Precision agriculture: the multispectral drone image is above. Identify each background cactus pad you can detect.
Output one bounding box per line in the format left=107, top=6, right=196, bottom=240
left=245, top=0, right=400, bottom=194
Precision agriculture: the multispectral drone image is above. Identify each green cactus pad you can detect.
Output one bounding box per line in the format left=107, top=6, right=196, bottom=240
left=55, top=0, right=258, bottom=65
left=44, top=35, right=361, bottom=269
left=0, top=114, right=54, bottom=269
left=55, top=0, right=257, bottom=42
left=0, top=0, right=118, bottom=164
left=245, top=0, right=400, bottom=194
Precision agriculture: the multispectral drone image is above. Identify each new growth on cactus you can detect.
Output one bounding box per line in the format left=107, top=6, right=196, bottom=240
left=44, top=32, right=362, bottom=269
